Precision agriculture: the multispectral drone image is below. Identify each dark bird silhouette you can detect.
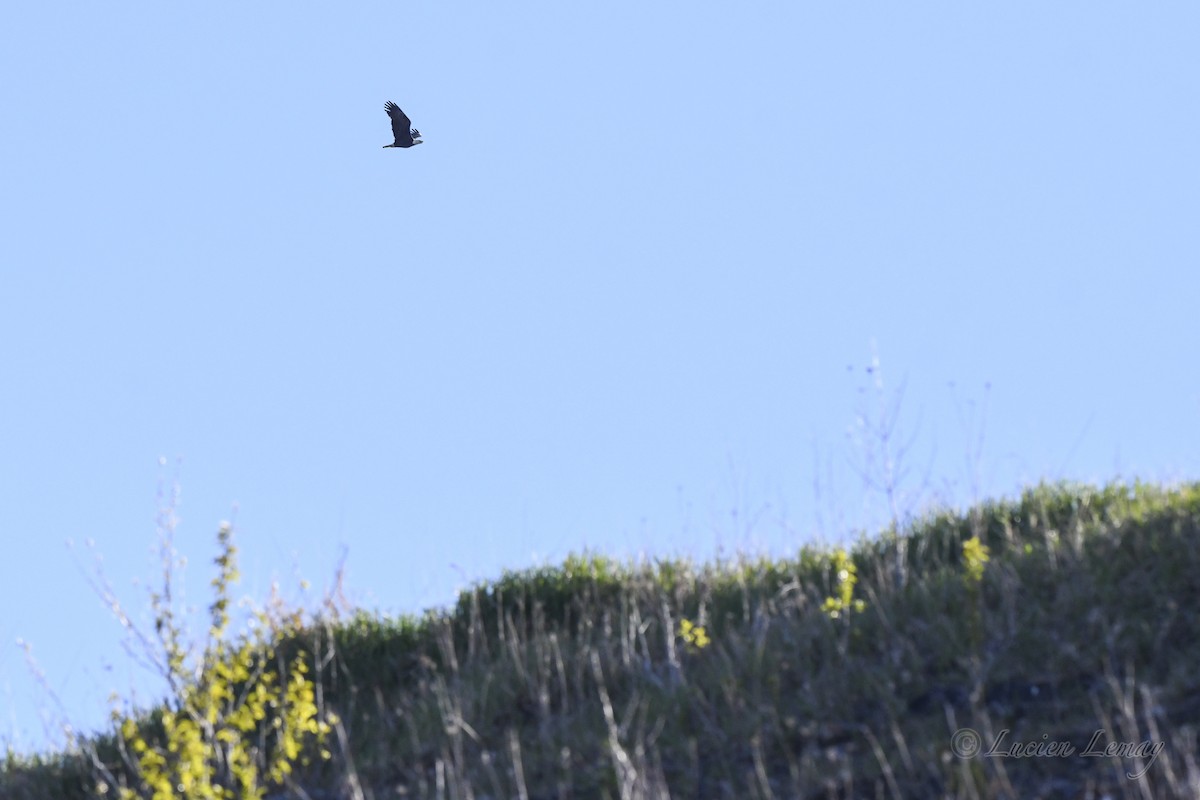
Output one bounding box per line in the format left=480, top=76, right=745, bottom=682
left=383, top=102, right=423, bottom=148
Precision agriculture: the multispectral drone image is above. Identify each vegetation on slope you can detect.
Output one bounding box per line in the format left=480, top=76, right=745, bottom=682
left=3, top=480, right=1199, bottom=799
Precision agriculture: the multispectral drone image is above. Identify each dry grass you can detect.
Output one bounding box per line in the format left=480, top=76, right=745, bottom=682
left=4, top=480, right=1199, bottom=799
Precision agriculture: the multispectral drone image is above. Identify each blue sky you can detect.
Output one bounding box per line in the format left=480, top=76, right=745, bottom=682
left=2, top=1, right=1197, bottom=752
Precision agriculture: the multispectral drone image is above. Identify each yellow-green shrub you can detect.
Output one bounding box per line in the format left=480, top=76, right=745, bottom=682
left=821, top=548, right=866, bottom=619
left=109, top=524, right=333, bottom=800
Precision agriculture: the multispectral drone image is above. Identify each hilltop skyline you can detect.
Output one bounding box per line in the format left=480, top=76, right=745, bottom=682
left=2, top=1, right=1198, bottom=752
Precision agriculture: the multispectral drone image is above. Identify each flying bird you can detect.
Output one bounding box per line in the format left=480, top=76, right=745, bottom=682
left=383, top=101, right=423, bottom=148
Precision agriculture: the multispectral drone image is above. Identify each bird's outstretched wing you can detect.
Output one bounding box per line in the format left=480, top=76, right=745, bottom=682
left=384, top=101, right=413, bottom=145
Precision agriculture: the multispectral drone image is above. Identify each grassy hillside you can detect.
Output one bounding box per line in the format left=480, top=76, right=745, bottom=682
left=3, top=480, right=1199, bottom=799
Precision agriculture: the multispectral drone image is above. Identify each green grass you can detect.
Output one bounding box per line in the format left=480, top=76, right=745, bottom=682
left=4, top=480, right=1199, bottom=799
